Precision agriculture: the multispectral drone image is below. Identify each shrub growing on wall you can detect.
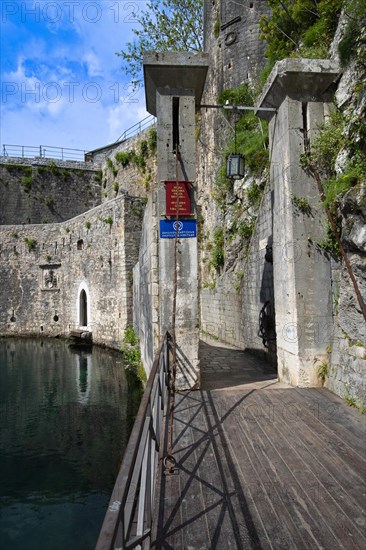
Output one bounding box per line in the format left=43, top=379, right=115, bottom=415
left=259, top=0, right=342, bottom=67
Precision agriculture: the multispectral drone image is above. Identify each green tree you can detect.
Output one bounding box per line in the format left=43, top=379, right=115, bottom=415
left=116, top=0, right=203, bottom=84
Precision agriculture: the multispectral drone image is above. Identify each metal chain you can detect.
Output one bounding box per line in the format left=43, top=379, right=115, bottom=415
left=164, top=145, right=180, bottom=475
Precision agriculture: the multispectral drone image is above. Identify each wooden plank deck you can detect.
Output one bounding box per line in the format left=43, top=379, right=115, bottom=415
left=152, top=338, right=366, bottom=549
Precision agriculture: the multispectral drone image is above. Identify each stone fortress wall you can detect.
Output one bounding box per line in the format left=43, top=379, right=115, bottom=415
left=0, top=194, right=144, bottom=349
left=99, top=127, right=157, bottom=203
left=199, top=0, right=275, bottom=360
left=0, top=157, right=101, bottom=225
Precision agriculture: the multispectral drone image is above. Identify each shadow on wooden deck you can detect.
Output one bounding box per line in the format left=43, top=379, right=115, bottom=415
left=152, top=339, right=366, bottom=549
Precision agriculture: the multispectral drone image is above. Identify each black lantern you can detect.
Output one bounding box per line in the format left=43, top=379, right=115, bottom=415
left=226, top=153, right=245, bottom=179
left=226, top=108, right=245, bottom=179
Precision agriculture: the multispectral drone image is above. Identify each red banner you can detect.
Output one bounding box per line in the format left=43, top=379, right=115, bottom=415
left=165, top=181, right=191, bottom=216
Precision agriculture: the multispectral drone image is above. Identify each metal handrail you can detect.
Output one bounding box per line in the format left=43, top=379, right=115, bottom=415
left=96, top=332, right=171, bottom=550
left=115, top=115, right=156, bottom=143
left=2, top=144, right=88, bottom=161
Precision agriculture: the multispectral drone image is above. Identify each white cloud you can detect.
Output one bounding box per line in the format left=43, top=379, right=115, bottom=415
left=83, top=51, right=103, bottom=77
left=107, top=89, right=148, bottom=143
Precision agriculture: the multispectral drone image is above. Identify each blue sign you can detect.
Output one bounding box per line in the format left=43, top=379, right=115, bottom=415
left=160, top=219, right=197, bottom=239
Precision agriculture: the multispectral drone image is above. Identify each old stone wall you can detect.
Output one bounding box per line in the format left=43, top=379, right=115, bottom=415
left=197, top=1, right=271, bottom=359
left=133, top=192, right=160, bottom=375
left=201, top=181, right=276, bottom=364
left=323, top=28, right=366, bottom=407
left=0, top=157, right=101, bottom=225
left=101, top=127, right=157, bottom=202
left=198, top=0, right=269, bottom=250
left=0, top=195, right=144, bottom=349
left=327, top=188, right=366, bottom=406
left=204, top=0, right=269, bottom=93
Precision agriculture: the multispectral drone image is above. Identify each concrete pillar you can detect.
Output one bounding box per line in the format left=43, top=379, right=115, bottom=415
left=257, top=59, right=340, bottom=387
left=143, top=52, right=209, bottom=389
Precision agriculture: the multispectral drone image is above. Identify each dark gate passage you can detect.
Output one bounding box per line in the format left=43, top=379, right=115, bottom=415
left=80, top=289, right=88, bottom=326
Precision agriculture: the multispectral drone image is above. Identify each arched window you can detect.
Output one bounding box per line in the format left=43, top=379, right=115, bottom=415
left=76, top=281, right=91, bottom=329
left=80, top=289, right=88, bottom=327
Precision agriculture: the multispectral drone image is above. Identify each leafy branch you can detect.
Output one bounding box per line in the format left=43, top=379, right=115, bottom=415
left=116, top=0, right=203, bottom=83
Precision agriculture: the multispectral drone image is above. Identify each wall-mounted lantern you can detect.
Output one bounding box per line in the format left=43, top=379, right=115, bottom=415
left=226, top=108, right=245, bottom=179
left=226, top=153, right=245, bottom=179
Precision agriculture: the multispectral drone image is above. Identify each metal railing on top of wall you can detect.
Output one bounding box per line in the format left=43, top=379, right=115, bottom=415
left=2, top=144, right=88, bottom=162
left=114, top=115, right=156, bottom=143
left=96, top=331, right=171, bottom=550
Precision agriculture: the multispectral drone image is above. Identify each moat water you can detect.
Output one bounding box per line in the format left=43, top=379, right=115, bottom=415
left=0, top=338, right=140, bottom=550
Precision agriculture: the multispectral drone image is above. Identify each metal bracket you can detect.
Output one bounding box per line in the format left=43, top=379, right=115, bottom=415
left=200, top=104, right=277, bottom=112
left=163, top=455, right=179, bottom=476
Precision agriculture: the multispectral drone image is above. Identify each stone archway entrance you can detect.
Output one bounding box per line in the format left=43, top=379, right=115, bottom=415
left=76, top=282, right=91, bottom=329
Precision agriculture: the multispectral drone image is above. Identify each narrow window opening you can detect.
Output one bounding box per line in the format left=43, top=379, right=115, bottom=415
left=302, top=102, right=310, bottom=154
left=77, top=239, right=84, bottom=250
left=250, top=2, right=254, bottom=8
left=80, top=290, right=88, bottom=327
left=172, top=96, right=180, bottom=153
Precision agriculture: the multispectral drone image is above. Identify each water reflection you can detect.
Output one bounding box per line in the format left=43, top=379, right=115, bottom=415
left=0, top=338, right=138, bottom=550
left=76, top=353, right=91, bottom=404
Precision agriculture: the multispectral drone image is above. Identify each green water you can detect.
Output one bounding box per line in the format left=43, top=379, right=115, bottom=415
left=0, top=338, right=139, bottom=550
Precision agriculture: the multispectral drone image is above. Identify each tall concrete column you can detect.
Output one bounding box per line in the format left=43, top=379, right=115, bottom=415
left=143, top=52, right=209, bottom=390
left=257, top=59, right=340, bottom=386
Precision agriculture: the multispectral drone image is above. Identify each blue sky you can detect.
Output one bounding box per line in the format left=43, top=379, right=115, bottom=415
left=0, top=1, right=150, bottom=152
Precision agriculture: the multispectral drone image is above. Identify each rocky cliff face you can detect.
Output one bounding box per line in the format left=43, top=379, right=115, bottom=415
left=326, top=13, right=366, bottom=406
